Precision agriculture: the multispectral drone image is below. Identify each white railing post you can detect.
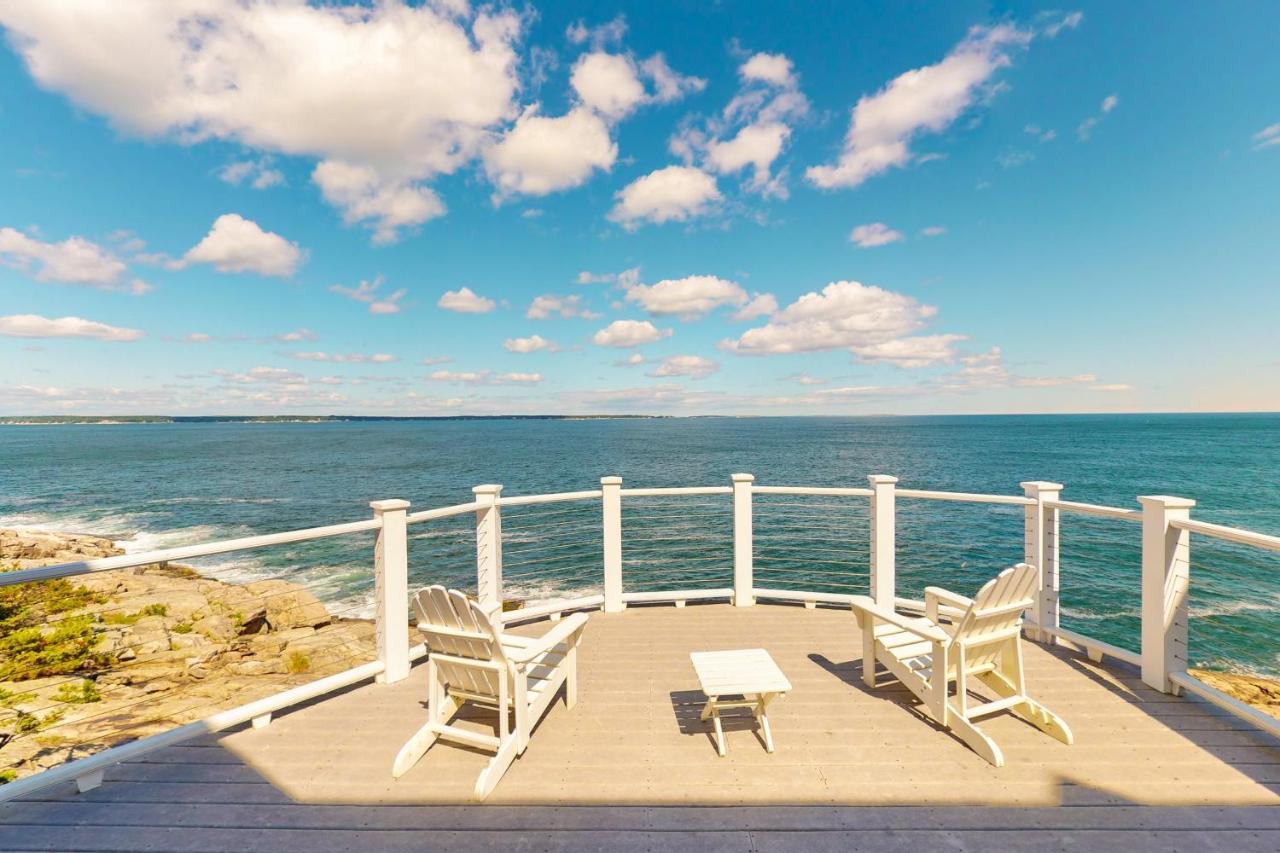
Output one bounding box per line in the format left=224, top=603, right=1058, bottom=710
left=1021, top=481, right=1063, bottom=644
left=731, top=473, right=754, bottom=607
left=1139, top=495, right=1195, bottom=693
left=370, top=499, right=410, bottom=684
left=868, top=475, right=897, bottom=606
left=473, top=484, right=504, bottom=610
left=601, top=476, right=624, bottom=612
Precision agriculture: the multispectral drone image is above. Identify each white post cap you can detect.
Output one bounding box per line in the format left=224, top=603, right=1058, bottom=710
left=472, top=484, right=504, bottom=496
left=369, top=499, right=410, bottom=512
left=867, top=474, right=898, bottom=485
left=731, top=473, right=755, bottom=483
left=1020, top=481, right=1064, bottom=493
left=600, top=476, right=623, bottom=485
left=1137, top=495, right=1196, bottom=510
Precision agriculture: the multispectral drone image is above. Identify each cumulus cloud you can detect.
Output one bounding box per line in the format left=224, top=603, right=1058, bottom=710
left=0, top=314, right=142, bottom=342
left=849, top=222, right=905, bottom=248
left=219, top=158, right=284, bottom=190
left=671, top=51, right=808, bottom=197
left=609, top=166, right=721, bottom=228
left=329, top=276, right=407, bottom=314
left=438, top=286, right=496, bottom=314
left=730, top=293, right=779, bottom=321
left=527, top=294, right=598, bottom=320
left=576, top=267, right=641, bottom=287
left=504, top=334, right=557, bottom=353
left=806, top=25, right=1032, bottom=189
left=723, top=280, right=940, bottom=358
left=288, top=351, right=397, bottom=364
left=648, top=354, right=720, bottom=379
left=312, top=161, right=445, bottom=244
left=276, top=328, right=318, bottom=343
left=592, top=319, right=672, bottom=348
left=0, top=2, right=522, bottom=242
left=0, top=226, right=131, bottom=289
left=624, top=275, right=748, bottom=320
left=178, top=214, right=303, bottom=277
left=851, top=334, right=968, bottom=368
left=484, top=107, right=616, bottom=197
left=783, top=371, right=825, bottom=386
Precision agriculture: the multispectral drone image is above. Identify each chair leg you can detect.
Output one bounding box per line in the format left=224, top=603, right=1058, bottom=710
left=473, top=735, right=519, bottom=801
left=976, top=662, right=1074, bottom=747
left=860, top=617, right=878, bottom=688
left=392, top=658, right=444, bottom=779
left=565, top=644, right=578, bottom=709
left=948, top=714, right=1005, bottom=767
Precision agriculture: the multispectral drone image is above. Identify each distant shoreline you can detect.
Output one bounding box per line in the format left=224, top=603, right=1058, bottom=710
left=0, top=414, right=675, bottom=425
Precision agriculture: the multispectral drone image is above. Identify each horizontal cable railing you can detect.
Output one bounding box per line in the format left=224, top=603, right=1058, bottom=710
left=4, top=473, right=1278, bottom=803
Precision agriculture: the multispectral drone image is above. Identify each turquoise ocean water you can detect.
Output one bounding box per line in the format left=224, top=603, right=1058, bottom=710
left=1, top=414, right=1277, bottom=676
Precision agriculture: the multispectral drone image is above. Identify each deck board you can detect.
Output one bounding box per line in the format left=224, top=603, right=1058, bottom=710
left=3, top=603, right=1278, bottom=850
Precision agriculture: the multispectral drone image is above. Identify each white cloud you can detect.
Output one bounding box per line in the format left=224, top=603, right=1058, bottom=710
left=851, top=333, right=968, bottom=368
left=0, top=314, right=142, bottom=342
left=184, top=333, right=213, bottom=343
left=730, top=293, right=778, bottom=321
left=1023, top=123, right=1057, bottom=143
left=648, top=354, right=720, bottom=379
left=850, top=222, right=905, bottom=248
left=624, top=275, right=747, bottom=320
left=484, top=107, right=616, bottom=197
left=276, top=328, right=318, bottom=343
left=616, top=352, right=645, bottom=367
left=421, top=356, right=453, bottom=365
left=0, top=3, right=522, bottom=243
left=566, top=16, right=627, bottom=48
left=1041, top=11, right=1083, bottom=38
left=640, top=54, right=705, bottom=103
left=0, top=227, right=129, bottom=289
left=179, top=214, right=303, bottom=277
left=1090, top=383, right=1133, bottom=392
left=806, top=25, right=1032, bottom=189
left=527, top=294, right=598, bottom=320
left=609, top=166, right=721, bottom=228
left=723, top=280, right=936, bottom=356
left=438, top=286, right=496, bottom=314
left=504, top=334, right=557, bottom=353
left=592, top=319, right=672, bottom=348
left=740, top=53, right=796, bottom=88
left=921, top=225, right=947, bottom=237
left=783, top=371, right=825, bottom=386
left=312, top=161, right=444, bottom=244
left=571, top=52, right=647, bottom=120
left=1253, top=123, right=1280, bottom=150
left=289, top=351, right=397, bottom=364
left=329, top=276, right=407, bottom=315
left=576, top=267, right=641, bottom=287
left=427, top=369, right=542, bottom=385
left=216, top=366, right=307, bottom=386
left=219, top=159, right=284, bottom=190
left=705, top=122, right=791, bottom=189
left=1077, top=94, right=1119, bottom=141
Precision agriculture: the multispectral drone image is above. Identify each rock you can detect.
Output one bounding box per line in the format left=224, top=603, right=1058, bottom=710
left=244, top=580, right=331, bottom=630
left=192, top=614, right=237, bottom=643
left=1189, top=669, right=1280, bottom=719
left=170, top=633, right=209, bottom=651
left=227, top=659, right=285, bottom=677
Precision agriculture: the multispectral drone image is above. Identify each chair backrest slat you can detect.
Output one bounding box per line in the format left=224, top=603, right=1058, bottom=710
left=413, top=585, right=506, bottom=700
left=953, top=564, right=1037, bottom=668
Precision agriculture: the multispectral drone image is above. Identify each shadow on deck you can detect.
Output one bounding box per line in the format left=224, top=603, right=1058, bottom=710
left=3, top=603, right=1278, bottom=851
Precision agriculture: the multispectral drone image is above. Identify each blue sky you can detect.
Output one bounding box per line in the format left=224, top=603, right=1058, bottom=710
left=0, top=0, right=1277, bottom=416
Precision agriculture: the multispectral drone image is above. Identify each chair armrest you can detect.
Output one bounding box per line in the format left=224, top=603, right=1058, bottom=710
left=924, top=586, right=973, bottom=610
left=850, top=596, right=949, bottom=643
left=504, top=612, right=589, bottom=663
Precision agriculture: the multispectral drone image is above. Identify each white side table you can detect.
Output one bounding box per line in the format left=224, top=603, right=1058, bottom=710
left=690, top=648, right=791, bottom=756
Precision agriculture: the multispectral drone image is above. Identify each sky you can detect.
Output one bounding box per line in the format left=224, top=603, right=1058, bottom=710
left=0, top=0, right=1277, bottom=417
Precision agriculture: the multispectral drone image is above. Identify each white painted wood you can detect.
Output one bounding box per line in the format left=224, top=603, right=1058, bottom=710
left=1169, top=671, right=1280, bottom=739
left=1046, top=499, right=1141, bottom=522
left=621, top=588, right=733, bottom=604
left=499, top=595, right=604, bottom=625
left=1139, top=495, right=1195, bottom=693
left=619, top=486, right=733, bottom=497
left=868, top=475, right=897, bottom=606
left=751, top=486, right=874, bottom=497
left=0, top=517, right=383, bottom=587
left=404, top=500, right=483, bottom=525
left=396, top=585, right=588, bottom=799
left=601, top=476, right=624, bottom=613
left=896, top=489, right=1034, bottom=506
left=1021, top=481, right=1062, bottom=644
left=496, top=490, right=603, bottom=507
left=851, top=564, right=1073, bottom=767
left=1173, top=517, right=1280, bottom=551
left=473, top=485, right=504, bottom=610
left=73, top=769, right=103, bottom=793
left=370, top=498, right=411, bottom=684
left=732, top=473, right=754, bottom=607
left=251, top=712, right=272, bottom=729
left=690, top=648, right=790, bottom=756
left=1043, top=625, right=1141, bottom=667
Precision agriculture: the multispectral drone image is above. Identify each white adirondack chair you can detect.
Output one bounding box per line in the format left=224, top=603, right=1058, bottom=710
left=850, top=564, right=1073, bottom=766
left=392, top=586, right=588, bottom=799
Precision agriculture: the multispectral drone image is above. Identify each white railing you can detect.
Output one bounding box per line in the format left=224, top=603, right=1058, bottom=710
left=2, top=472, right=1277, bottom=802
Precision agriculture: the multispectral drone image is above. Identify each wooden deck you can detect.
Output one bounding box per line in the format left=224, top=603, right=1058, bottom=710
left=3, top=602, right=1279, bottom=850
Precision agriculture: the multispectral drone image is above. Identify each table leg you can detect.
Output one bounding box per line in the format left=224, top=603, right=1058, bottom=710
left=757, top=693, right=775, bottom=753
left=712, top=707, right=726, bottom=757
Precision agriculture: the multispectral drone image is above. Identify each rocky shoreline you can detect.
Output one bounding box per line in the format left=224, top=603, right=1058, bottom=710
left=1, top=529, right=396, bottom=784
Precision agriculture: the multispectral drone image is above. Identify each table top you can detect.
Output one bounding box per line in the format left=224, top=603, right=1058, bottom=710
left=690, top=648, right=792, bottom=696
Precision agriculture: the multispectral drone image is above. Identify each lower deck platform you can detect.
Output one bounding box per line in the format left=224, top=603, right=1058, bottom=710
left=3, top=603, right=1278, bottom=850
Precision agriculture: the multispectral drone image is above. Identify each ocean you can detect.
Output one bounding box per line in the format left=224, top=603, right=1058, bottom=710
left=1, top=414, right=1277, bottom=676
